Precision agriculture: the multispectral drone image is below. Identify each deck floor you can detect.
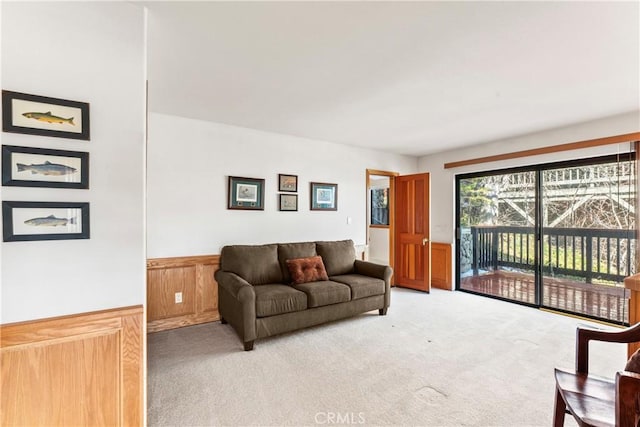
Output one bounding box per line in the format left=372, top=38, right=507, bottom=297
left=460, top=270, right=629, bottom=323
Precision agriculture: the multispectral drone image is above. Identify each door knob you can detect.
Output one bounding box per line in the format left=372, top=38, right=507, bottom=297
left=422, top=237, right=429, bottom=246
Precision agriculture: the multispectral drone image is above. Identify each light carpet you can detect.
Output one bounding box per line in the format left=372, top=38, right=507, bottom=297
left=147, top=288, right=626, bottom=426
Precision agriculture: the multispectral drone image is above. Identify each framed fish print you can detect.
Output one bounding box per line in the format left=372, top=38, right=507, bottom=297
left=2, top=201, right=90, bottom=242
left=2, top=145, right=89, bottom=189
left=310, top=182, right=338, bottom=211
left=2, top=90, right=90, bottom=140
left=227, top=176, right=265, bottom=210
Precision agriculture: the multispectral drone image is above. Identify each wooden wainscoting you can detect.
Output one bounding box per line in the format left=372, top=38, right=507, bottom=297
left=0, top=305, right=143, bottom=426
left=431, top=242, right=452, bottom=290
left=147, top=255, right=220, bottom=332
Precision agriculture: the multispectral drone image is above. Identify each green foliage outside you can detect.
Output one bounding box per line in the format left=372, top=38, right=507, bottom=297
left=459, top=178, right=496, bottom=227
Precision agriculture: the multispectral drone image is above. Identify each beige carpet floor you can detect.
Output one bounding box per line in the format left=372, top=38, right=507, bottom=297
left=147, top=288, right=626, bottom=426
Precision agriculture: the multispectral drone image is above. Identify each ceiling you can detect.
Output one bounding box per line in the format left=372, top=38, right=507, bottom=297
left=144, top=1, right=640, bottom=157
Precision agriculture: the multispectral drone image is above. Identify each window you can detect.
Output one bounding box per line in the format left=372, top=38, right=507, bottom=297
left=371, top=188, right=389, bottom=226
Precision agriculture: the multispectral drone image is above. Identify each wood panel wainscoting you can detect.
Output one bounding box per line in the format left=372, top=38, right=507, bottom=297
left=431, top=242, right=453, bottom=290
left=0, top=305, right=143, bottom=426
left=147, top=255, right=220, bottom=333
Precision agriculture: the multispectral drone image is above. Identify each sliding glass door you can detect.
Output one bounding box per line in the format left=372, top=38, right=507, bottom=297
left=458, top=170, right=537, bottom=305
left=541, top=159, right=636, bottom=323
left=456, top=154, right=637, bottom=324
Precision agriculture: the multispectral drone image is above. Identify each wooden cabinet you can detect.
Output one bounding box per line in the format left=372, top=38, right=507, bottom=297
left=431, top=242, right=452, bottom=290
left=147, top=255, right=220, bottom=332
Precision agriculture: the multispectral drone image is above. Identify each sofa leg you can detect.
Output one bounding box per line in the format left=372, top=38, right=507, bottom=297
left=379, top=308, right=388, bottom=316
left=220, top=317, right=227, bottom=324
left=244, top=340, right=255, bottom=351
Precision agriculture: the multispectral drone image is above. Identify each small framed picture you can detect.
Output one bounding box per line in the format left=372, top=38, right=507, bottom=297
left=2, top=90, right=90, bottom=140
left=3, top=201, right=90, bottom=242
left=310, top=182, right=338, bottom=211
left=278, top=174, right=298, bottom=192
left=228, top=176, right=265, bottom=210
left=279, top=194, right=298, bottom=211
left=2, top=145, right=89, bottom=189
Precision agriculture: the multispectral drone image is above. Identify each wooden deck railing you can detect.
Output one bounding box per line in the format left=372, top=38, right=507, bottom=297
left=470, top=226, right=637, bottom=284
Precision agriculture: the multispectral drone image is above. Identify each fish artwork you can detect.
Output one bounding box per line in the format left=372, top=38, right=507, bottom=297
left=16, top=161, right=77, bottom=176
left=22, top=111, right=75, bottom=126
left=24, top=215, right=76, bottom=227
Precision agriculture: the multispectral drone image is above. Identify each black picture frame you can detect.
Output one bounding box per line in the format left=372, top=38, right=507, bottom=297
left=279, top=194, right=298, bottom=211
left=310, top=182, right=338, bottom=211
left=3, top=201, right=90, bottom=242
left=278, top=174, right=298, bottom=192
left=2, top=145, right=89, bottom=189
left=228, top=176, right=265, bottom=210
left=2, top=90, right=90, bottom=140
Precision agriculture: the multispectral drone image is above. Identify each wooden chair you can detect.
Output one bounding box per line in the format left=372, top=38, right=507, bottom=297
left=554, top=322, right=640, bottom=427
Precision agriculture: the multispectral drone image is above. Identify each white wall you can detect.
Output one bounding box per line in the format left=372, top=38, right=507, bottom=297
left=368, top=228, right=389, bottom=264
left=147, top=113, right=417, bottom=257
left=418, top=111, right=639, bottom=247
left=1, top=2, right=146, bottom=323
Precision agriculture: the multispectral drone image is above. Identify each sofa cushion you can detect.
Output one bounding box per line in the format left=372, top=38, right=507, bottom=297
left=330, top=274, right=385, bottom=300
left=220, top=244, right=283, bottom=285
left=293, top=281, right=351, bottom=308
left=254, top=284, right=308, bottom=318
left=278, top=242, right=318, bottom=283
left=316, top=239, right=355, bottom=276
left=286, top=256, right=329, bottom=285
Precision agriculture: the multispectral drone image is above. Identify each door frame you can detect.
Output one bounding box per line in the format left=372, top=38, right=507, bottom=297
left=366, top=169, right=398, bottom=278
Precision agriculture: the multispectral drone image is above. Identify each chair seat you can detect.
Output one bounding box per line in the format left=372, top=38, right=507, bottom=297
left=555, top=368, right=616, bottom=427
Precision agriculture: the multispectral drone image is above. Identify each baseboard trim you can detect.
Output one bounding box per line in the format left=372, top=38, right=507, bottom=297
left=147, top=312, right=220, bottom=333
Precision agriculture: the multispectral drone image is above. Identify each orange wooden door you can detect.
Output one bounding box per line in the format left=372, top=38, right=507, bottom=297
left=394, top=173, right=431, bottom=292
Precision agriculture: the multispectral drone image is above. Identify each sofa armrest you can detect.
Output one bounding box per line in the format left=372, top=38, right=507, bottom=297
left=354, top=260, right=392, bottom=310
left=214, top=270, right=257, bottom=346
left=214, top=270, right=255, bottom=302
left=354, top=260, right=392, bottom=282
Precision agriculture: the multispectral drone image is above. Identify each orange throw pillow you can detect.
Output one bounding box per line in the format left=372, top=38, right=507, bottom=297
left=285, top=256, right=329, bottom=285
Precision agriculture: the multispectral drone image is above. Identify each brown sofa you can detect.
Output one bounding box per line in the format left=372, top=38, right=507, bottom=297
left=214, top=239, right=392, bottom=350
